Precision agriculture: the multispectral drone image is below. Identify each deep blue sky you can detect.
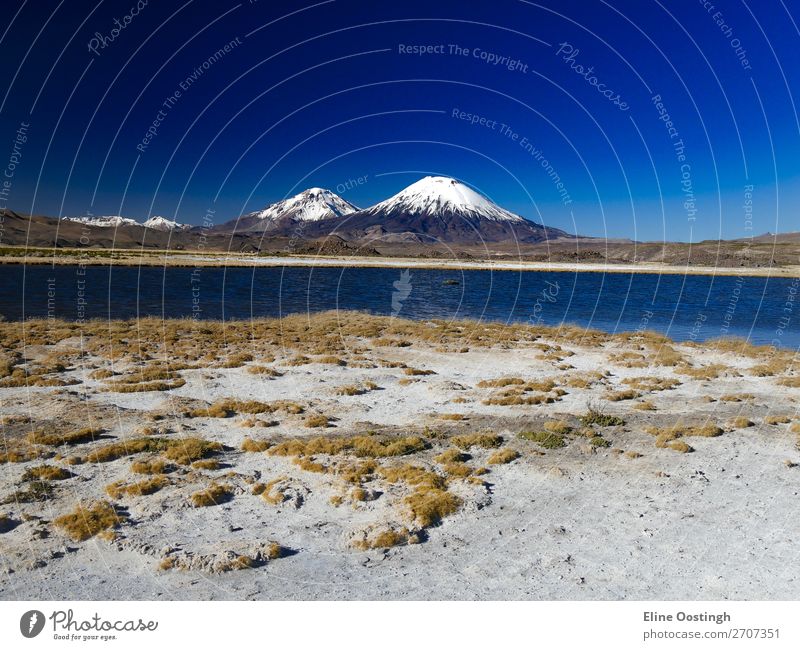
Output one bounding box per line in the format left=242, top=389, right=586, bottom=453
left=1, top=0, right=798, bottom=241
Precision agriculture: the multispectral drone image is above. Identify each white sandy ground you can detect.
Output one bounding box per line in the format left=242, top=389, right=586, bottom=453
left=6, top=251, right=800, bottom=277
left=0, top=334, right=798, bottom=600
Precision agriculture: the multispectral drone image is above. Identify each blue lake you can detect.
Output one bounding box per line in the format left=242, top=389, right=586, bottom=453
left=2, top=263, right=799, bottom=347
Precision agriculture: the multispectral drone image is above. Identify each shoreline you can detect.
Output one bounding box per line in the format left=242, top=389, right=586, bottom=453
left=2, top=250, right=798, bottom=278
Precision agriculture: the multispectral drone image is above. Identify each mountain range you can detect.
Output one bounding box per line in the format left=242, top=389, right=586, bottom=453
left=216, top=176, right=569, bottom=245
left=2, top=176, right=794, bottom=268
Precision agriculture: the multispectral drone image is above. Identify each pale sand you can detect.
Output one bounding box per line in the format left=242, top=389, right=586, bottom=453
left=3, top=250, right=799, bottom=277
left=0, top=320, right=798, bottom=600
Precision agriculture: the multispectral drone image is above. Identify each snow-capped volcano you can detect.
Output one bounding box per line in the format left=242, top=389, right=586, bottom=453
left=300, top=175, right=571, bottom=245
left=363, top=176, right=524, bottom=223
left=247, top=188, right=358, bottom=223
left=142, top=216, right=190, bottom=231
left=63, top=215, right=139, bottom=228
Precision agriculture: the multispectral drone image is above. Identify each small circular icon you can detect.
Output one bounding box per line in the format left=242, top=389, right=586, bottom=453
left=20, top=610, right=45, bottom=638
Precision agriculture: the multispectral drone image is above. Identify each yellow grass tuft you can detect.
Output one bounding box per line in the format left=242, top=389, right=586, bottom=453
left=22, top=465, right=72, bottom=481
left=765, top=415, right=792, bottom=425
left=487, top=448, right=520, bottom=464
left=190, top=484, right=232, bottom=507
left=450, top=433, right=503, bottom=450
left=241, top=437, right=271, bottom=453
left=106, top=477, right=168, bottom=499
left=53, top=501, right=125, bottom=541
left=28, top=427, right=102, bottom=446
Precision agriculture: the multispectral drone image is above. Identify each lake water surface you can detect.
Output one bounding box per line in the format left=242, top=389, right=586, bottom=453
left=2, top=263, right=799, bottom=347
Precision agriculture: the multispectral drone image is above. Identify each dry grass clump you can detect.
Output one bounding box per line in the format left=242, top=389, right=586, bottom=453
left=185, top=398, right=286, bottom=418
left=105, top=365, right=186, bottom=392
left=606, top=389, right=640, bottom=401
left=379, top=464, right=447, bottom=490
left=269, top=434, right=427, bottom=459
left=434, top=449, right=470, bottom=464
left=719, top=393, right=755, bottom=402
left=646, top=422, right=722, bottom=439
left=405, top=488, right=461, bottom=527
left=518, top=430, right=565, bottom=449
left=776, top=376, right=800, bottom=387
left=590, top=435, right=611, bottom=448
left=634, top=400, right=656, bottom=411
left=28, top=427, right=102, bottom=446
left=624, top=450, right=643, bottom=459
left=650, top=345, right=684, bottom=366
left=667, top=440, right=692, bottom=453
left=316, top=355, right=346, bottom=366
left=441, top=462, right=473, bottom=478
left=89, top=368, right=115, bottom=380
left=439, top=413, right=466, bottom=421
left=53, top=500, right=125, bottom=541
left=789, top=422, right=800, bottom=434
left=359, top=527, right=412, bottom=549
left=241, top=437, right=271, bottom=452
left=335, top=381, right=379, bottom=396
left=258, top=477, right=288, bottom=505
left=580, top=405, right=625, bottom=427
left=476, top=377, right=525, bottom=388
left=219, top=352, right=253, bottom=368
left=246, top=365, right=283, bottom=377
left=292, top=456, right=326, bottom=473
left=678, top=364, right=733, bottom=380
left=190, top=483, right=232, bottom=507
left=305, top=414, right=330, bottom=428
left=482, top=392, right=558, bottom=406
left=163, top=437, right=223, bottom=465
left=647, top=421, right=719, bottom=452
left=749, top=357, right=795, bottom=376
left=22, top=465, right=73, bottom=481
left=0, top=447, right=38, bottom=464
left=404, top=367, right=435, bottom=376
left=450, top=433, right=503, bottom=450
left=729, top=416, right=754, bottom=429
left=607, top=351, right=647, bottom=368
left=622, top=376, right=681, bottom=392
left=85, top=437, right=169, bottom=463
left=130, top=458, right=169, bottom=474
left=487, top=448, right=520, bottom=464
left=192, top=459, right=220, bottom=470
left=85, top=436, right=221, bottom=465
left=543, top=420, right=572, bottom=435
left=106, top=476, right=168, bottom=499
left=765, top=415, right=792, bottom=425
left=285, top=355, right=311, bottom=366
left=334, top=459, right=379, bottom=485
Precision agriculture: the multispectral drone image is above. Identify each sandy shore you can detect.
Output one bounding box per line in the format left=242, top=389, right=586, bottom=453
left=3, top=249, right=798, bottom=277
left=0, top=313, right=798, bottom=599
